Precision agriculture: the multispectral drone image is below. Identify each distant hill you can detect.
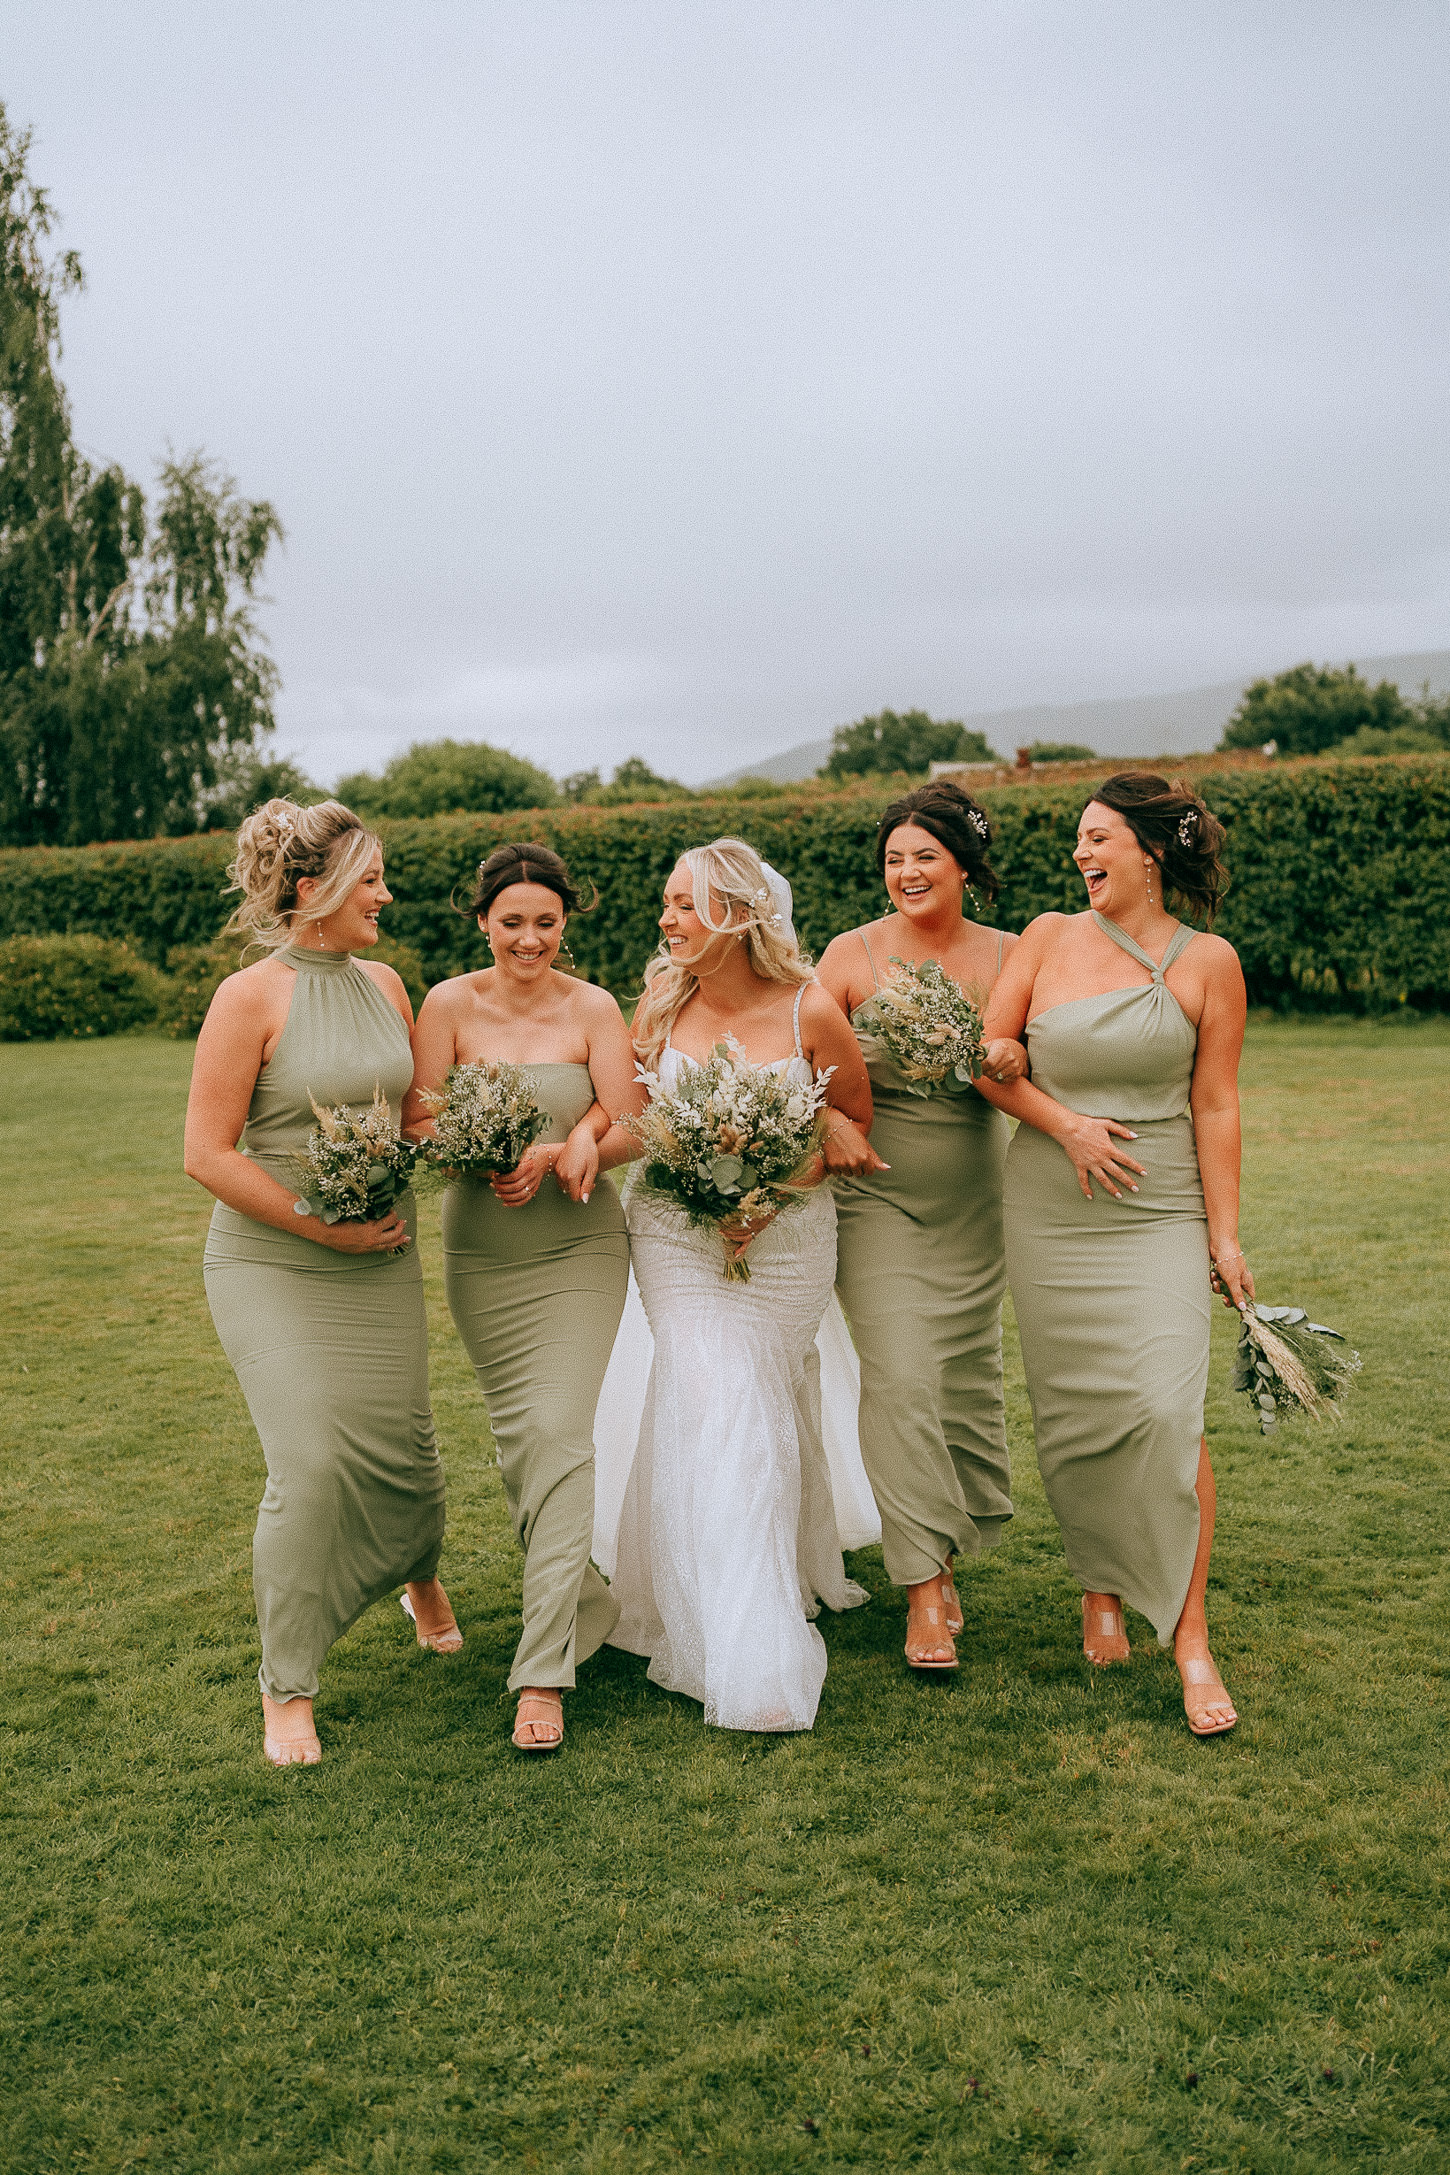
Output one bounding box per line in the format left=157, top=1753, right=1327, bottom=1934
left=704, top=649, right=1450, bottom=786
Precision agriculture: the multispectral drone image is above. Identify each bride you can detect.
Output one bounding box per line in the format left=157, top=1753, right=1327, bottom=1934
left=603, top=838, right=876, bottom=1732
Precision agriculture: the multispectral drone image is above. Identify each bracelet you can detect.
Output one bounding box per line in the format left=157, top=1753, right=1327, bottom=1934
left=1212, top=1246, right=1245, bottom=1264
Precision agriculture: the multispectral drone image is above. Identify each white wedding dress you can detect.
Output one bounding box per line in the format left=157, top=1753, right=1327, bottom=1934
left=594, top=998, right=877, bottom=1733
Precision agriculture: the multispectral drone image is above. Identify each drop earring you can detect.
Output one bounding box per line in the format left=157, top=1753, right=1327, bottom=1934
left=1144, top=857, right=1154, bottom=902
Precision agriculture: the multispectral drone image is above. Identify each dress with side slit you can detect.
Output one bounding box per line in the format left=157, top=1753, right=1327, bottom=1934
left=1003, top=912, right=1209, bottom=1643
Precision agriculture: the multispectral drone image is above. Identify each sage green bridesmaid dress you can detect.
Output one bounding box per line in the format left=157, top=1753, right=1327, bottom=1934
left=441, top=1065, right=629, bottom=1692
left=1003, top=913, right=1209, bottom=1643
left=203, top=947, right=446, bottom=1704
left=833, top=927, right=1014, bottom=1588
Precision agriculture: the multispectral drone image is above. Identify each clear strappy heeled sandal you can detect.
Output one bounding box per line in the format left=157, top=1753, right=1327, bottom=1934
left=400, top=1585, right=464, bottom=1654
left=1081, top=1594, right=1131, bottom=1666
left=512, top=1689, right=564, bottom=1752
left=905, top=1581, right=958, bottom=1671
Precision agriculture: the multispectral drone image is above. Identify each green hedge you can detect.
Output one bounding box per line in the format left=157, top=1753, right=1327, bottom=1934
left=0, top=935, right=169, bottom=1040
left=0, top=757, right=1446, bottom=1010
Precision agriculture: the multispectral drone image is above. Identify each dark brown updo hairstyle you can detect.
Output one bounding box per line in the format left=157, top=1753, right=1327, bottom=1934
left=462, top=840, right=595, bottom=922
left=1087, top=773, right=1229, bottom=925
left=874, top=779, right=1001, bottom=907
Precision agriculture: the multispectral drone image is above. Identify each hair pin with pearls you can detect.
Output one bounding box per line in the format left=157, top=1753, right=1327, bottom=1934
left=1177, top=811, right=1197, bottom=846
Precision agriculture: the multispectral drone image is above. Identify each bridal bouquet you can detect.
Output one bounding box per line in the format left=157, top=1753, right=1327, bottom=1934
left=628, top=1038, right=833, bottom=1281
left=1232, top=1300, right=1360, bottom=1434
left=416, top=1060, right=547, bottom=1178
left=289, top=1085, right=419, bottom=1229
left=855, top=958, right=985, bottom=1097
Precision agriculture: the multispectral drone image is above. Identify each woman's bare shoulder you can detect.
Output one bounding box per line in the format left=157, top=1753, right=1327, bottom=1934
left=571, top=977, right=631, bottom=1030
left=354, top=957, right=407, bottom=999
left=206, top=953, right=291, bottom=1017
left=798, top=979, right=848, bottom=1032
left=415, top=970, right=481, bottom=1014
left=1185, top=929, right=1242, bottom=978
left=819, top=915, right=889, bottom=957
left=1015, top=910, right=1080, bottom=954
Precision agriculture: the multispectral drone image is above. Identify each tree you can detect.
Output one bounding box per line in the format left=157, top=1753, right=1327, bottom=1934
left=819, top=709, right=994, bottom=780
left=0, top=103, right=283, bottom=845
left=203, top=746, right=325, bottom=830
left=556, top=757, right=695, bottom=806
left=1219, top=663, right=1410, bottom=756
left=590, top=756, right=694, bottom=805
left=336, top=738, right=558, bottom=820
left=1027, top=740, right=1096, bottom=763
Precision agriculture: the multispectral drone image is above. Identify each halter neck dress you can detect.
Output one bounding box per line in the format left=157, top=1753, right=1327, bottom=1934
left=1002, top=913, right=1209, bottom=1643
left=441, top=1062, right=629, bottom=1693
left=202, top=945, right=445, bottom=1704
left=832, top=926, right=1014, bottom=1588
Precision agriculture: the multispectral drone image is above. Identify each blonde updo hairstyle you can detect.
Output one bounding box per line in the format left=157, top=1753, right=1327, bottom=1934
left=633, top=836, right=813, bottom=1070
left=223, top=798, right=382, bottom=951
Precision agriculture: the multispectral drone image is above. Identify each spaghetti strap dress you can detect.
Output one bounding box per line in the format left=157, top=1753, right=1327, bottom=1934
left=441, top=1065, right=629, bottom=1693
left=1002, top=913, right=1209, bottom=1643
left=832, top=927, right=1014, bottom=1587
left=608, top=988, right=867, bottom=1734
left=203, top=945, right=446, bottom=1705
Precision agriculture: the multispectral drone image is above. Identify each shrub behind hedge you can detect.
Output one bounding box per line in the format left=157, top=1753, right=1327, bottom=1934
left=0, top=756, right=1446, bottom=1011
left=0, top=935, right=168, bottom=1040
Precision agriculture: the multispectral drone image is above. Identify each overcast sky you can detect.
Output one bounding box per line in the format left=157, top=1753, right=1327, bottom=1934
left=6, top=2, right=1447, bottom=783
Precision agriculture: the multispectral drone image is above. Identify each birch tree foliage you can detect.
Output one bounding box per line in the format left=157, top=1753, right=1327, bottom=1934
left=0, top=102, right=284, bottom=845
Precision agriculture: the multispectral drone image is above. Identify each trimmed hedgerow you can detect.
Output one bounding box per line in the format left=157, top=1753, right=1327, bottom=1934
left=0, top=935, right=168, bottom=1040
left=0, top=756, right=1446, bottom=1010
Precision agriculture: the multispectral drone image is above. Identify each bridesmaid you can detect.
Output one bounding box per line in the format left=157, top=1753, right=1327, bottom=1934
left=185, top=799, right=454, bottom=1770
left=405, top=843, right=643, bottom=1755
left=817, top=781, right=1027, bottom=1672
left=980, top=772, right=1250, bottom=1736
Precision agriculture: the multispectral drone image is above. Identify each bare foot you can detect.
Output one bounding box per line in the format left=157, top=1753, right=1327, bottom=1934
left=262, top=1693, right=321, bottom=1767
left=939, top=1556, right=963, bottom=1636
left=403, top=1578, right=463, bottom=1653
left=1082, top=1592, right=1131, bottom=1666
left=905, top=1578, right=958, bottom=1670
left=512, top=1688, right=564, bottom=1751
left=1174, top=1639, right=1238, bottom=1736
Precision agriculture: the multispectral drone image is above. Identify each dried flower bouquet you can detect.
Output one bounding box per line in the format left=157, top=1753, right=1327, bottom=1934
left=289, top=1084, right=419, bottom=1230
left=628, top=1037, right=832, bottom=1281
left=1232, top=1300, right=1360, bottom=1433
left=416, top=1060, right=548, bottom=1179
left=855, top=957, right=986, bottom=1097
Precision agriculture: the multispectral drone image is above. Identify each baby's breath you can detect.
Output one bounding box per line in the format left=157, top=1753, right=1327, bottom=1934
left=417, top=1061, right=548, bottom=1179
left=855, top=958, right=986, bottom=1097
left=289, top=1084, right=418, bottom=1230
left=628, top=1038, right=833, bottom=1281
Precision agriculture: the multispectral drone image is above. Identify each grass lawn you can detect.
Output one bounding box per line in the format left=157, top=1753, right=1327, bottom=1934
left=2, top=1017, right=1448, bottom=2174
